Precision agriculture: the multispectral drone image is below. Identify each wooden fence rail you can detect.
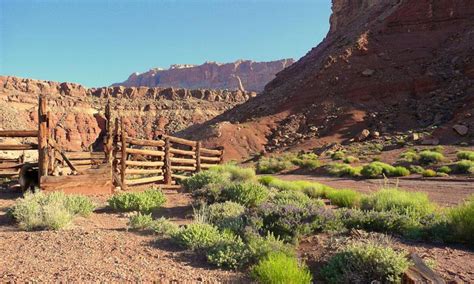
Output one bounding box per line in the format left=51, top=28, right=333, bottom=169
left=116, top=120, right=223, bottom=189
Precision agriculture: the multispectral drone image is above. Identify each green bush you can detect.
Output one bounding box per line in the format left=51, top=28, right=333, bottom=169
left=326, top=163, right=361, bottom=177
left=256, top=155, right=294, bottom=174
left=361, top=189, right=435, bottom=220
left=151, top=217, right=180, bottom=236
left=251, top=252, right=312, bottom=284
left=262, top=177, right=334, bottom=199
left=321, top=242, right=410, bottom=284
left=206, top=232, right=250, bottom=269
left=392, top=166, right=411, bottom=176
left=221, top=182, right=269, bottom=207
left=422, top=169, right=437, bottom=177
left=292, top=153, right=320, bottom=170
left=128, top=212, right=153, bottom=230
left=11, top=192, right=95, bottom=230
left=361, top=162, right=409, bottom=178
left=437, top=165, right=452, bottom=174
left=331, top=151, right=345, bottom=160
left=448, top=196, right=474, bottom=245
left=108, top=189, right=166, bottom=213
left=327, top=189, right=361, bottom=208
left=183, top=170, right=229, bottom=192
left=431, top=145, right=445, bottom=153
left=246, top=232, right=296, bottom=264
left=208, top=201, right=245, bottom=232
left=419, top=150, right=444, bottom=165
left=270, top=189, right=323, bottom=208
left=399, top=149, right=419, bottom=163
left=409, top=165, right=424, bottom=174
left=171, top=222, right=222, bottom=250
left=258, top=176, right=276, bottom=186
left=457, top=150, right=474, bottom=161
left=453, top=160, right=474, bottom=174
left=343, top=156, right=359, bottom=164
left=209, top=164, right=256, bottom=182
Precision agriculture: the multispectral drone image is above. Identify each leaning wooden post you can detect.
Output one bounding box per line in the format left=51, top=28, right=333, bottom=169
left=164, top=137, right=172, bottom=185
left=120, top=118, right=127, bottom=190
left=104, top=100, right=114, bottom=164
left=195, top=141, right=202, bottom=172
left=38, top=96, right=49, bottom=178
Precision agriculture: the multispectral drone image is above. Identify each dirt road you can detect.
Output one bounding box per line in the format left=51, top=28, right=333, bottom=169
left=273, top=174, right=474, bottom=206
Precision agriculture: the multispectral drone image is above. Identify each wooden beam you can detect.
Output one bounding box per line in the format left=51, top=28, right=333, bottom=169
left=195, top=141, right=201, bottom=172
left=40, top=171, right=113, bottom=195
left=126, top=137, right=165, bottom=147
left=126, top=169, right=163, bottom=175
left=164, top=137, right=172, bottom=185
left=38, top=96, right=49, bottom=177
left=64, top=152, right=106, bottom=160
left=403, top=253, right=445, bottom=284
left=170, top=157, right=196, bottom=165
left=200, top=156, right=221, bottom=162
left=200, top=148, right=222, bottom=156
left=163, top=135, right=197, bottom=147
left=126, top=148, right=165, bottom=157
left=201, top=163, right=219, bottom=169
left=125, top=160, right=164, bottom=167
left=171, top=165, right=196, bottom=171
left=0, top=130, right=38, bottom=138
left=121, top=118, right=127, bottom=190
left=171, top=173, right=189, bottom=180
left=0, top=144, right=38, bottom=150
left=125, top=175, right=164, bottom=186
left=169, top=148, right=195, bottom=156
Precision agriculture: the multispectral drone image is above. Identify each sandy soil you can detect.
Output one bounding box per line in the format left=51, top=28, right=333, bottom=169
left=0, top=188, right=245, bottom=282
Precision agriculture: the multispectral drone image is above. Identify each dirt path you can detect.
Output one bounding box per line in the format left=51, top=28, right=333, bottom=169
left=0, top=189, right=245, bottom=282
left=273, top=174, right=474, bottom=206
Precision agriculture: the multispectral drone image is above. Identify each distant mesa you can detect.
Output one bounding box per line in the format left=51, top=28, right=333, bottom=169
left=112, top=59, right=295, bottom=92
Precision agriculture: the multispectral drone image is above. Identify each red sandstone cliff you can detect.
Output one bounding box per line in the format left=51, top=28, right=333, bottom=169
left=113, top=59, right=294, bottom=92
left=183, top=0, right=474, bottom=160
left=0, top=76, right=254, bottom=151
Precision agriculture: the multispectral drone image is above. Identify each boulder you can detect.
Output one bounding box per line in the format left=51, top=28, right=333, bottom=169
left=452, top=124, right=468, bottom=136
left=356, top=129, right=370, bottom=141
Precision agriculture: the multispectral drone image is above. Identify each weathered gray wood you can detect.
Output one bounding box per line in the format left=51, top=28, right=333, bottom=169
left=0, top=130, right=38, bottom=137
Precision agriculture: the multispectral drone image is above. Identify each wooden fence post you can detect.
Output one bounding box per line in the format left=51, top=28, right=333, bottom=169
left=120, top=118, right=127, bottom=190
left=195, top=141, right=201, bottom=172
left=219, top=147, right=224, bottom=164
left=104, top=100, right=113, bottom=164
left=164, top=137, right=172, bottom=185
left=38, top=96, right=49, bottom=178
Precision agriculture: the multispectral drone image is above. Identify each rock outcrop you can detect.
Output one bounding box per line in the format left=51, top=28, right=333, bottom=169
left=183, top=0, right=474, bottom=160
left=113, top=59, right=294, bottom=92
left=0, top=76, right=255, bottom=151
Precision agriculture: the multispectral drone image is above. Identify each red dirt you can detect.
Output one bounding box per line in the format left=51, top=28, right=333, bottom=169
left=0, top=188, right=245, bottom=282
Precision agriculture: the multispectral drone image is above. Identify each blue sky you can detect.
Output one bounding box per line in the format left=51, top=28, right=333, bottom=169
left=1, top=0, right=331, bottom=87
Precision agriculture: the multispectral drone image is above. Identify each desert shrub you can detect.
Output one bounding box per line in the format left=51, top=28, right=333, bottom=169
left=209, top=164, right=256, bottom=182
left=436, top=172, right=449, bottom=177
left=372, top=156, right=382, bottom=161
left=291, top=153, right=320, bottom=170
left=256, top=200, right=320, bottom=241
left=361, top=189, right=435, bottom=220
left=206, top=232, right=250, bottom=269
left=431, top=145, right=445, bottom=153
left=321, top=242, right=410, bottom=284
left=326, top=163, right=361, bottom=177
left=251, top=252, right=312, bottom=284
left=457, top=150, right=474, bottom=161
left=171, top=222, right=222, bottom=250
left=331, top=151, right=345, bottom=160
left=399, top=149, right=419, bottom=163
left=327, top=189, right=361, bottom=208
left=343, top=155, right=359, bottom=164
left=263, top=177, right=334, bottom=199
left=419, top=150, right=444, bottom=165
left=437, top=165, right=452, bottom=174
left=246, top=232, right=296, bottom=264
left=258, top=176, right=276, bottom=186
left=151, top=217, right=180, bottom=236
left=422, top=169, right=437, bottom=177
left=447, top=196, right=474, bottom=245
left=108, top=189, right=166, bottom=213
left=183, top=170, right=229, bottom=192
left=128, top=212, right=153, bottom=230
left=392, top=166, right=411, bottom=176
left=221, top=182, right=269, bottom=207
left=256, top=155, right=294, bottom=174
left=11, top=192, right=95, bottom=230
left=208, top=201, right=245, bottom=232
left=270, top=189, right=323, bottom=207
left=409, top=165, right=424, bottom=174
left=64, top=195, right=95, bottom=217
left=453, top=160, right=474, bottom=174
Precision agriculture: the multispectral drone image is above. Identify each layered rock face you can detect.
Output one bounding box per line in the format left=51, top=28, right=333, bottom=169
left=113, top=59, right=294, bottom=92
left=183, top=0, right=474, bottom=160
left=0, top=76, right=254, bottom=151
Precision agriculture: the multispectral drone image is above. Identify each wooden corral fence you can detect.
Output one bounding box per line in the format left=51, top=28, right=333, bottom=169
left=115, top=118, right=224, bottom=190
left=0, top=130, right=38, bottom=178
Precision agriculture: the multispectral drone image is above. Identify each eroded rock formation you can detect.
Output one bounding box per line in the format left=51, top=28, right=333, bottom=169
left=113, top=59, right=294, bottom=92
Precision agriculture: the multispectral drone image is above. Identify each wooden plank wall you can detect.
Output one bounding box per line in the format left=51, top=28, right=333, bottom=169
left=116, top=120, right=224, bottom=189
